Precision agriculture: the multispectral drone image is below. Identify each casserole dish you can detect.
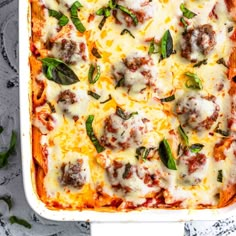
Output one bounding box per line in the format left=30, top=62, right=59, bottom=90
left=20, top=0, right=236, bottom=223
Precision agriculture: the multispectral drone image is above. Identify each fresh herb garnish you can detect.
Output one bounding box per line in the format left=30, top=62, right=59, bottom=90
left=115, top=78, right=125, bottom=88
left=88, top=64, right=101, bottom=84
left=160, top=30, right=173, bottom=59
left=117, top=5, right=138, bottom=26
left=122, top=163, right=132, bottom=179
left=70, top=1, right=86, bottom=33
left=216, top=58, right=228, bottom=68
left=0, top=195, right=12, bottom=210
left=48, top=9, right=69, bottom=26
left=0, top=131, right=17, bottom=168
left=178, top=125, right=189, bottom=146
left=116, top=106, right=138, bottom=120
left=88, top=91, right=101, bottom=100
left=135, top=147, right=153, bottom=161
left=41, top=58, right=79, bottom=85
left=9, top=216, right=31, bottom=229
left=148, top=39, right=159, bottom=55
left=0, top=126, right=3, bottom=134
left=217, top=170, right=223, bottom=183
left=100, top=94, right=112, bottom=104
left=121, top=29, right=135, bottom=38
left=158, top=139, right=177, bottom=170
left=86, top=115, right=105, bottom=153
left=92, top=47, right=102, bottom=59
left=193, top=59, right=208, bottom=68
left=160, top=94, right=175, bottom=102
left=180, top=3, right=197, bottom=19
left=180, top=17, right=188, bottom=31
left=185, top=72, right=203, bottom=90
left=189, top=143, right=204, bottom=153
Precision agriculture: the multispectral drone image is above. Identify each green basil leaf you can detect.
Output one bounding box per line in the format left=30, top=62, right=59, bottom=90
left=189, top=143, right=204, bottom=153
left=109, top=0, right=117, bottom=9
left=92, top=47, right=102, bottom=58
left=96, top=7, right=106, bottom=16
left=160, top=30, right=173, bottom=59
left=9, top=216, right=31, bottom=229
left=160, top=94, right=175, bottom=102
left=0, top=195, right=12, bottom=210
left=48, top=9, right=69, bottom=26
left=117, top=5, right=138, bottom=26
left=122, top=163, right=131, bottom=179
left=100, top=94, right=112, bottom=104
left=70, top=1, right=86, bottom=33
left=115, top=77, right=125, bottom=88
left=180, top=3, right=197, bottom=19
left=0, top=126, right=3, bottom=134
left=86, top=115, right=105, bottom=153
left=178, top=125, right=189, bottom=146
left=88, top=64, right=101, bottom=84
left=0, top=131, right=17, bottom=168
left=193, top=59, right=208, bottom=68
left=217, top=170, right=223, bottom=183
left=216, top=58, right=228, bottom=68
left=121, top=29, right=135, bottom=38
left=135, top=147, right=153, bottom=161
left=148, top=39, right=158, bottom=55
left=180, top=17, right=188, bottom=31
left=88, top=91, right=101, bottom=100
left=41, top=58, right=79, bottom=85
left=158, top=138, right=177, bottom=170
left=104, top=7, right=111, bottom=17
left=116, top=106, right=138, bottom=120
left=185, top=72, right=203, bottom=90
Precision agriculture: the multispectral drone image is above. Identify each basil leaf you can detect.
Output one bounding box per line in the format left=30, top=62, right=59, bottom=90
left=0, top=195, right=12, bottom=210
left=0, top=126, right=3, bottom=134
left=88, top=64, right=101, bottom=84
left=100, top=94, right=112, bottom=104
left=148, top=39, right=158, bottom=55
left=135, top=147, right=153, bottom=161
left=117, top=5, right=138, bottom=26
left=180, top=17, right=188, bottom=31
left=96, top=8, right=106, bottom=16
left=109, top=0, right=117, bottom=9
left=178, top=125, right=189, bottom=146
left=0, top=131, right=17, bottom=168
left=116, top=106, right=138, bottom=120
left=41, top=58, right=79, bottom=85
left=216, top=58, right=228, bottom=68
left=88, top=91, right=101, bottom=100
left=48, top=9, right=69, bottom=26
left=185, top=72, right=203, bottom=90
left=121, top=29, right=135, bottom=38
left=122, top=163, right=131, bottom=179
left=70, top=1, right=86, bottom=33
left=9, top=216, right=31, bottom=229
left=193, top=59, right=208, bottom=68
left=160, top=30, right=173, bottom=59
left=189, top=143, right=204, bottom=153
left=180, top=3, right=197, bottom=19
left=86, top=115, right=105, bottom=153
left=217, top=170, right=223, bottom=183
left=160, top=94, right=175, bottom=102
left=115, top=77, right=125, bottom=88
left=158, top=139, right=177, bottom=170
left=92, top=47, right=102, bottom=59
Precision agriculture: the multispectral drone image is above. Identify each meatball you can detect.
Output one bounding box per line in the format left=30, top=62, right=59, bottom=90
left=113, top=53, right=157, bottom=93
left=60, top=159, right=86, bottom=188
left=100, top=111, right=150, bottom=150
left=181, top=24, right=216, bottom=62
left=176, top=92, right=219, bottom=131
left=114, top=0, right=154, bottom=26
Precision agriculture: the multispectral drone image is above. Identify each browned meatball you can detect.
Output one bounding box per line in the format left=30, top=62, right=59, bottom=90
left=60, top=159, right=86, bottom=188
left=176, top=92, right=219, bottom=131
left=181, top=24, right=216, bottom=62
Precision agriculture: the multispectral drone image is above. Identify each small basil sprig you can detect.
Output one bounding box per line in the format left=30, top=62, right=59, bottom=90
left=0, top=195, right=12, bottom=210
left=180, top=4, right=197, bottom=19
left=178, top=125, right=189, bottom=146
left=48, top=9, right=69, bottom=26
left=88, top=64, right=101, bottom=84
left=135, top=147, right=153, bottom=161
left=148, top=39, right=158, bottom=55
left=160, top=30, right=173, bottom=59
left=160, top=94, right=175, bottom=103
left=117, top=5, right=138, bottom=26
left=88, top=91, right=101, bottom=100
left=9, top=216, right=31, bottom=229
left=70, top=1, right=86, bottom=33
left=121, top=29, right=135, bottom=38
left=116, top=106, right=138, bottom=120
left=41, top=58, right=79, bottom=85
left=189, top=143, right=204, bottom=153
left=158, top=139, right=177, bottom=170
left=217, top=170, right=223, bottom=183
left=185, top=72, right=203, bottom=90
left=180, top=17, right=188, bottom=31
left=0, top=131, right=17, bottom=168
left=86, top=115, right=105, bottom=153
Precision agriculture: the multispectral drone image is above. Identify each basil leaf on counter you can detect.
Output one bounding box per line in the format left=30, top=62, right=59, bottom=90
left=0, top=195, right=12, bottom=210
left=160, top=30, right=173, bottom=59
left=180, top=4, right=197, bottom=19
left=185, top=72, right=203, bottom=90
left=116, top=107, right=138, bottom=120
left=178, top=125, right=189, bottom=146
left=9, top=216, right=31, bottom=229
left=160, top=94, right=175, bottom=103
left=88, top=91, right=101, bottom=100
left=0, top=126, right=3, bottom=134
left=117, top=5, right=138, bottom=26
left=48, top=9, right=69, bottom=26
left=91, top=47, right=102, bottom=59
left=158, top=139, right=177, bottom=170
left=189, top=143, right=204, bottom=153
left=86, top=115, right=105, bottom=153
left=0, top=131, right=17, bottom=168
left=217, top=170, right=223, bottom=183
left=121, top=29, right=135, bottom=38
left=41, top=58, right=79, bottom=85
left=193, top=59, right=208, bottom=68
left=88, top=64, right=101, bottom=84
left=70, top=1, right=86, bottom=33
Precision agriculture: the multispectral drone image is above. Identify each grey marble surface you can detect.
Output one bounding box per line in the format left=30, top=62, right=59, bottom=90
left=0, top=0, right=236, bottom=235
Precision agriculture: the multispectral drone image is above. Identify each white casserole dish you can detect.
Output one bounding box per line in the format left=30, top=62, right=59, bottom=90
left=19, top=0, right=236, bottom=223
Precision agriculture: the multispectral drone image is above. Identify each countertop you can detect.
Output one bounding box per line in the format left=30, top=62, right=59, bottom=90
left=0, top=0, right=236, bottom=235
